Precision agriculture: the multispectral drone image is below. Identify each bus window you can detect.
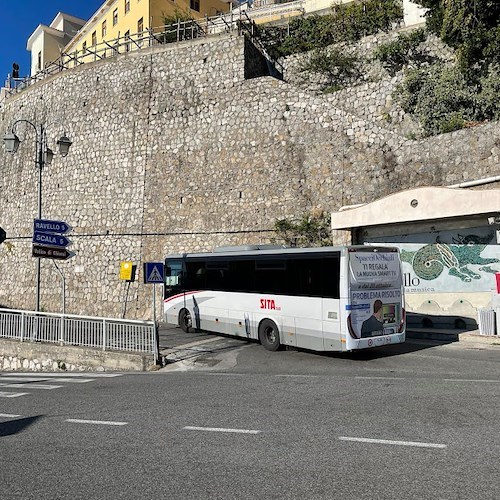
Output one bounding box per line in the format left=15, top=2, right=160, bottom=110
left=164, top=259, right=183, bottom=298
left=321, top=256, right=340, bottom=298
left=228, top=259, right=255, bottom=293
left=185, top=261, right=206, bottom=290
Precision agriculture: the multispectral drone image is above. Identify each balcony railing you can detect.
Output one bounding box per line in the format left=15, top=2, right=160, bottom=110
left=4, top=7, right=293, bottom=99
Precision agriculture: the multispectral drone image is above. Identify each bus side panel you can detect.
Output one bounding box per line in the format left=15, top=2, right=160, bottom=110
left=280, top=316, right=297, bottom=347
left=294, top=298, right=323, bottom=351
left=226, top=310, right=249, bottom=338
left=321, top=298, right=342, bottom=351
left=199, top=302, right=229, bottom=335
left=223, top=293, right=256, bottom=340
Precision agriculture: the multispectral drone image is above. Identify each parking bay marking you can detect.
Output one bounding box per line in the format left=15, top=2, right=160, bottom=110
left=9, top=373, right=122, bottom=378
left=0, top=391, right=29, bottom=398
left=65, top=419, right=128, bottom=426
left=0, top=376, right=93, bottom=384
left=339, top=436, right=446, bottom=449
left=184, top=426, right=261, bottom=435
left=0, top=383, right=62, bottom=390
left=444, top=378, right=499, bottom=383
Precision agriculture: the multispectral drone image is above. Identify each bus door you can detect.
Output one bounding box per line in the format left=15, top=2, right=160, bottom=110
left=320, top=255, right=342, bottom=350
left=322, top=298, right=342, bottom=351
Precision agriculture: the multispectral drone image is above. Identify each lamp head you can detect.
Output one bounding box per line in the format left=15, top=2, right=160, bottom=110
left=3, top=132, right=21, bottom=153
left=57, top=134, right=72, bottom=157
left=45, top=147, right=54, bottom=165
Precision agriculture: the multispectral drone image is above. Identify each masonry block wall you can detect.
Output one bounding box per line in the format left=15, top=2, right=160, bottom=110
left=0, top=33, right=498, bottom=319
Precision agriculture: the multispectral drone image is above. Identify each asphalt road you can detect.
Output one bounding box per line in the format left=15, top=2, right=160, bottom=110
left=1, top=334, right=500, bottom=500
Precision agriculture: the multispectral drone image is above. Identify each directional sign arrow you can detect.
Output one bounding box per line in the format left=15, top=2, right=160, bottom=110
left=33, top=231, right=72, bottom=248
left=32, top=244, right=75, bottom=261
left=33, top=219, right=72, bottom=235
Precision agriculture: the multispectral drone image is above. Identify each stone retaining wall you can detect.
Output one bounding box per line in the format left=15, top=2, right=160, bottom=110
left=0, top=32, right=498, bottom=319
left=0, top=339, right=154, bottom=371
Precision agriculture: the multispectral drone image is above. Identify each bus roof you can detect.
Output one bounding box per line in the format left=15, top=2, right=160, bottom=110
left=165, top=245, right=399, bottom=260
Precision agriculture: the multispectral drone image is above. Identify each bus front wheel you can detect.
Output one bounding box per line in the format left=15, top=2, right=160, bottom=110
left=179, top=309, right=192, bottom=333
left=259, top=319, right=281, bottom=351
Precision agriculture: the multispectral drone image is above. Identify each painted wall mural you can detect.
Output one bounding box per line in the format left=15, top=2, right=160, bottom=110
left=367, top=228, right=500, bottom=294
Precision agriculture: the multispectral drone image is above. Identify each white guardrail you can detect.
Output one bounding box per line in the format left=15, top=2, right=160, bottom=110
left=0, top=308, right=156, bottom=356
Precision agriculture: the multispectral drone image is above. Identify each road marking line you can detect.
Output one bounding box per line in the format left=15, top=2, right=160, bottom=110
left=0, top=383, right=62, bottom=390
left=0, top=413, right=22, bottom=418
left=47, top=378, right=93, bottom=383
left=0, top=392, right=29, bottom=398
left=204, top=373, right=246, bottom=377
left=355, top=376, right=405, bottom=380
left=339, top=437, right=446, bottom=449
left=0, top=377, right=48, bottom=383
left=444, top=379, right=498, bottom=383
left=0, top=376, right=93, bottom=384
left=10, top=373, right=122, bottom=378
left=276, top=374, right=319, bottom=378
left=65, top=419, right=128, bottom=426
left=184, top=426, right=261, bottom=434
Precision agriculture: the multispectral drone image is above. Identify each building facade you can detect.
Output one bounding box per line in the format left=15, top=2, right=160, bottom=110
left=27, top=13, right=87, bottom=76
left=26, top=0, right=230, bottom=76
left=63, top=0, right=230, bottom=56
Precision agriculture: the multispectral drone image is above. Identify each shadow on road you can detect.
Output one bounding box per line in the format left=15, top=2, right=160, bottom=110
left=158, top=323, right=458, bottom=362
left=0, top=415, right=43, bottom=437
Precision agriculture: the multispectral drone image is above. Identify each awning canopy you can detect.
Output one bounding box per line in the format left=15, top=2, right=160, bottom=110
left=331, top=187, right=500, bottom=230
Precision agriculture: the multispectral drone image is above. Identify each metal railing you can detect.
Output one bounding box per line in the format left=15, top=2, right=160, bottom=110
left=0, top=308, right=156, bottom=356
left=5, top=8, right=290, bottom=99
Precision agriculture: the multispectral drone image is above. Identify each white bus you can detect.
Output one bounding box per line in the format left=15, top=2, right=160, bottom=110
left=163, top=245, right=405, bottom=352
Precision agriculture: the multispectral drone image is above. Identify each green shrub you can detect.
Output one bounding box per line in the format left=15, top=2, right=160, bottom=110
left=373, top=28, right=427, bottom=75
left=394, top=64, right=478, bottom=136
left=476, top=64, right=500, bottom=120
left=299, top=47, right=362, bottom=92
left=275, top=211, right=332, bottom=247
left=437, top=113, right=466, bottom=134
left=260, top=0, right=403, bottom=58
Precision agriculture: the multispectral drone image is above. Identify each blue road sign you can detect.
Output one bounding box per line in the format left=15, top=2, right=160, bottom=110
left=33, top=219, right=72, bottom=235
left=144, top=262, right=164, bottom=284
left=33, top=231, right=72, bottom=248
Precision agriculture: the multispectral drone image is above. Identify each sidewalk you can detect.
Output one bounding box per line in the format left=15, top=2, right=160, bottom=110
left=407, top=327, right=500, bottom=348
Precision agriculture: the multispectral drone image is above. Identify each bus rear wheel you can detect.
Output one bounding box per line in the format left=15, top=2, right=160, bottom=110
left=259, top=319, right=281, bottom=351
left=179, top=309, right=192, bottom=333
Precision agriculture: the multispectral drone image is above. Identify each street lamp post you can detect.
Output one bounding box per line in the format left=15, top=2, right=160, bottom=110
left=3, top=120, right=72, bottom=312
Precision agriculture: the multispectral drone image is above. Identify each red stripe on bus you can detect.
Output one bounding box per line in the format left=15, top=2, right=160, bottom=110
left=164, top=291, right=200, bottom=304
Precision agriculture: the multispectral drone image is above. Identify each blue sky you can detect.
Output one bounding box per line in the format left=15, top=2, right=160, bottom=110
left=1, top=0, right=104, bottom=82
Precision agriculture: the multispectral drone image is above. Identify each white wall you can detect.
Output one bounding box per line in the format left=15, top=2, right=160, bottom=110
left=403, top=0, right=427, bottom=27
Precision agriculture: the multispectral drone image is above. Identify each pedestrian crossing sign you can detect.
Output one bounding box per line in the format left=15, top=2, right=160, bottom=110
left=144, top=262, right=165, bottom=284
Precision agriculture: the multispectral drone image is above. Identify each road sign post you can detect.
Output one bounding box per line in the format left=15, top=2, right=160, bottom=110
left=32, top=219, right=74, bottom=260
left=144, top=262, right=165, bottom=365
left=32, top=218, right=74, bottom=313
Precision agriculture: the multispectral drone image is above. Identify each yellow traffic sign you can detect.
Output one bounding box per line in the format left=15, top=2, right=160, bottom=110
left=119, top=261, right=133, bottom=281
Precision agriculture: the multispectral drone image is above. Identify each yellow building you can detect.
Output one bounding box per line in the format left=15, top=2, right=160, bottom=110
left=63, top=0, right=229, bottom=60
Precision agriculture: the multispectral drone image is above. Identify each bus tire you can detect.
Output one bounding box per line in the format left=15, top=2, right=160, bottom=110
left=259, top=319, right=281, bottom=351
left=179, top=309, right=192, bottom=333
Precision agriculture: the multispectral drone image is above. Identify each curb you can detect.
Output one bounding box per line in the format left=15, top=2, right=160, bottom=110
left=408, top=328, right=500, bottom=347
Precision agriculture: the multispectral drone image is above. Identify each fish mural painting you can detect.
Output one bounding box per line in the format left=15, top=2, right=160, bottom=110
left=400, top=232, right=500, bottom=288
